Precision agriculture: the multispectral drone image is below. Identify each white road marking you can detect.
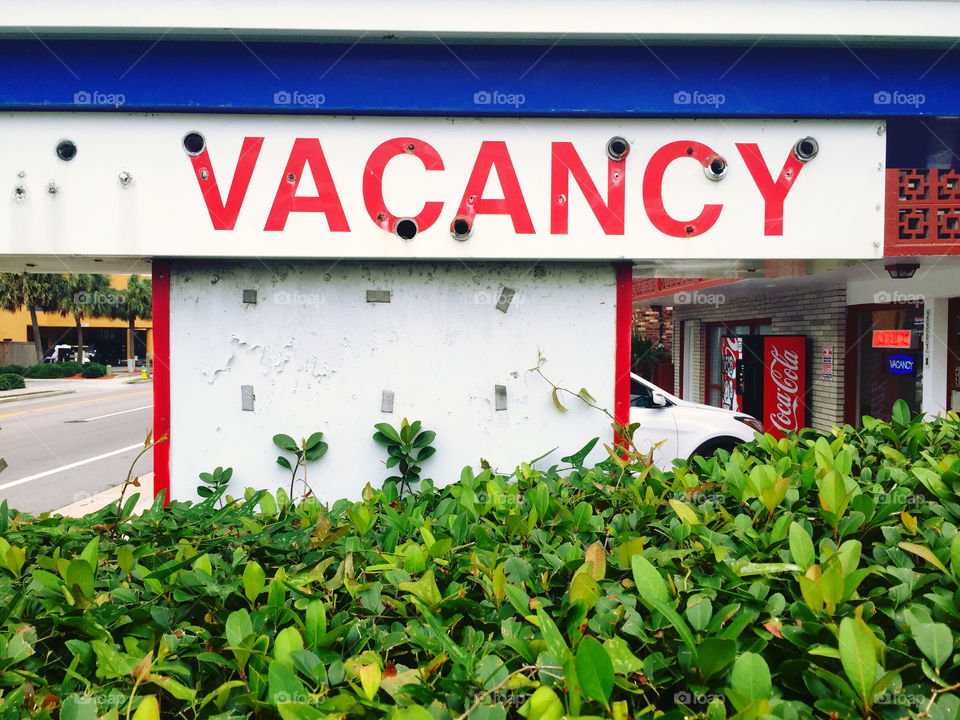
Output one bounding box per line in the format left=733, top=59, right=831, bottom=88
left=76, top=405, right=152, bottom=422
left=0, top=443, right=144, bottom=491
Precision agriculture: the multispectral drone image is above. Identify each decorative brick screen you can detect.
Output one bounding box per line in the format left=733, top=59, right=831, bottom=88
left=885, top=168, right=960, bottom=255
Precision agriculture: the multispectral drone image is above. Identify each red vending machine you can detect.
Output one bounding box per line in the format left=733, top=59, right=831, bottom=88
left=736, top=336, right=808, bottom=439
left=720, top=336, right=743, bottom=411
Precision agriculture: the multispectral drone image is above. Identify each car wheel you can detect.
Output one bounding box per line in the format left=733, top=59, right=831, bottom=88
left=689, top=437, right=743, bottom=462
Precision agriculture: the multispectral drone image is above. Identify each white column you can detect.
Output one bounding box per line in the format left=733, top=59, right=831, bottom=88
left=922, top=297, right=949, bottom=419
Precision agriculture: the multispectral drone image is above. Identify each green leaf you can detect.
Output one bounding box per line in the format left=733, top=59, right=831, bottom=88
left=60, top=695, right=97, bottom=720
left=131, top=695, right=160, bottom=720
left=305, top=600, right=327, bottom=647
left=561, top=437, right=599, bottom=468
left=914, top=467, right=951, bottom=501
left=570, top=572, right=600, bottom=609
left=669, top=498, right=700, bottom=525
left=536, top=607, right=569, bottom=664
left=730, top=652, right=772, bottom=701
left=521, top=686, right=564, bottom=720
left=304, top=432, right=325, bottom=451
left=225, top=609, right=253, bottom=648
left=575, top=636, right=614, bottom=706
left=814, top=436, right=834, bottom=471
left=268, top=661, right=307, bottom=704
left=631, top=556, right=698, bottom=661
left=273, top=626, right=304, bottom=668
left=243, top=561, right=266, bottom=603
left=388, top=707, right=434, bottom=720
left=603, top=636, right=643, bottom=676
left=413, top=430, right=436, bottom=448
left=278, top=704, right=325, bottom=720
left=892, top=398, right=911, bottom=427
left=551, top=388, right=568, bottom=413
left=273, top=433, right=299, bottom=453
left=304, top=442, right=328, bottom=461
left=698, top=637, right=737, bottom=680
left=631, top=554, right=669, bottom=604
left=277, top=455, right=292, bottom=470
left=952, top=533, right=960, bottom=577
left=374, top=423, right=401, bottom=443
left=260, top=491, right=278, bottom=517
left=899, top=541, right=951, bottom=575
left=789, top=521, right=816, bottom=570
left=91, top=640, right=136, bottom=679
left=913, top=623, right=954, bottom=670
left=685, top=594, right=713, bottom=632
left=67, top=559, right=95, bottom=600
left=398, top=569, right=443, bottom=606
left=503, top=583, right=531, bottom=616
left=839, top=616, right=877, bottom=709
left=149, top=675, right=197, bottom=702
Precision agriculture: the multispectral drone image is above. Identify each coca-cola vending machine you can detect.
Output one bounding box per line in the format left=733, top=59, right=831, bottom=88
left=720, top=336, right=742, bottom=411
left=736, top=336, right=808, bottom=439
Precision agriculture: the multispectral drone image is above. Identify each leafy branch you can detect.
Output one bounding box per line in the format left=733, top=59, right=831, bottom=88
left=274, top=432, right=328, bottom=499
left=115, top=430, right=168, bottom=535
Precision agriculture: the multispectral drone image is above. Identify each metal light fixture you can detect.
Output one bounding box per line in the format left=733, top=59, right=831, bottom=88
left=885, top=262, right=919, bottom=279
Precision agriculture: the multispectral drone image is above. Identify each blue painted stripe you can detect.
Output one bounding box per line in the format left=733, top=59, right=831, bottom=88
left=0, top=39, right=954, bottom=116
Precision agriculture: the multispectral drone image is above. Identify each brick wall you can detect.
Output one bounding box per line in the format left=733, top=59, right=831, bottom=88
left=632, top=306, right=673, bottom=347
left=671, top=283, right=847, bottom=431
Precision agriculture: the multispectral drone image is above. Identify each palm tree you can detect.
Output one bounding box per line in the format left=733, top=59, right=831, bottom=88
left=112, top=275, right=152, bottom=361
left=58, top=274, right=111, bottom=363
left=0, top=273, right=66, bottom=362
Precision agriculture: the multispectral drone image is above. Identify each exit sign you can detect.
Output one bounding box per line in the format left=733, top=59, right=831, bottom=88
left=872, top=330, right=913, bottom=348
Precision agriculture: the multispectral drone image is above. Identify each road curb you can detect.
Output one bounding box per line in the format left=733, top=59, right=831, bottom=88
left=0, top=389, right=76, bottom=405
left=53, top=473, right=155, bottom=517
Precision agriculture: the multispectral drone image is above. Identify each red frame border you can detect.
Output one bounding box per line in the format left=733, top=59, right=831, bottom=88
left=614, top=262, right=632, bottom=443
left=152, top=261, right=171, bottom=505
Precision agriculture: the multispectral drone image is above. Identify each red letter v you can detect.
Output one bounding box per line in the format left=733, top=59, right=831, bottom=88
left=189, top=137, right=264, bottom=230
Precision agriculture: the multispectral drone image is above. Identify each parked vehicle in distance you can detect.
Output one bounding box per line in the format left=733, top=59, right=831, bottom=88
left=44, top=345, right=95, bottom=363
left=630, top=374, right=763, bottom=469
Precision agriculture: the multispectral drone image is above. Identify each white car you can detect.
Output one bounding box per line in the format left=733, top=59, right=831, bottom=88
left=630, top=374, right=763, bottom=469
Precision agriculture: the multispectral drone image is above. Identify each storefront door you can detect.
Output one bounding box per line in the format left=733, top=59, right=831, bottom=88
left=846, top=304, right=924, bottom=425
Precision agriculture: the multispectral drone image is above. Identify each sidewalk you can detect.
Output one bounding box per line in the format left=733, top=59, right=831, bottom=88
left=0, top=373, right=145, bottom=404
left=53, top=472, right=156, bottom=517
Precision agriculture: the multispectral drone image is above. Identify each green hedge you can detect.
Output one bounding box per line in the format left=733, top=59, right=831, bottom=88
left=0, top=364, right=27, bottom=376
left=0, top=401, right=958, bottom=718
left=59, top=360, right=83, bottom=376
left=23, top=363, right=70, bottom=378
left=81, top=362, right=107, bottom=378
left=0, top=372, right=24, bottom=391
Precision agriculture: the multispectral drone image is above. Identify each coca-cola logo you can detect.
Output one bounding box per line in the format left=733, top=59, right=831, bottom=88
left=768, top=346, right=801, bottom=433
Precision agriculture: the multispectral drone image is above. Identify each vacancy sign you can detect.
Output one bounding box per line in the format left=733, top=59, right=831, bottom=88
left=0, top=114, right=884, bottom=260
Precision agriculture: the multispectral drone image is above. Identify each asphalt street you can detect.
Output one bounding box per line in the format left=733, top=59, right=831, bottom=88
left=0, top=379, right=154, bottom=515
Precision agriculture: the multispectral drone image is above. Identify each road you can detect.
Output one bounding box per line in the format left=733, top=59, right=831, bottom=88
left=0, top=380, right=154, bottom=515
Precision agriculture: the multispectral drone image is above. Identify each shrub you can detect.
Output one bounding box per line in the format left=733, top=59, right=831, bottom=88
left=81, top=362, right=107, bottom=378
left=59, top=360, right=83, bottom=376
left=0, top=401, right=959, bottom=718
left=0, top=372, right=24, bottom=390
left=0, top=364, right=27, bottom=376
left=24, top=363, right=70, bottom=378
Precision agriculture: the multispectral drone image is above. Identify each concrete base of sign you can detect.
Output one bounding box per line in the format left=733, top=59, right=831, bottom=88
left=165, top=260, right=618, bottom=502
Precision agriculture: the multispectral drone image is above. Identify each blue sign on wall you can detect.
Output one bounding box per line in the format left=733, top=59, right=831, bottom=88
left=889, top=355, right=915, bottom=374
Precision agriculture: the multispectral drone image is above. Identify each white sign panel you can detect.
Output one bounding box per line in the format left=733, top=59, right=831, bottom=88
left=0, top=114, right=885, bottom=260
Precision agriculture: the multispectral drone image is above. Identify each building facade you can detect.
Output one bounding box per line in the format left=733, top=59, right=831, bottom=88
left=636, top=162, right=960, bottom=432
left=0, top=274, right=153, bottom=365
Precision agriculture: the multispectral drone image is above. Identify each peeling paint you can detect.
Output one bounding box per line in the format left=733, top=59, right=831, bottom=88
left=200, top=353, right=234, bottom=384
